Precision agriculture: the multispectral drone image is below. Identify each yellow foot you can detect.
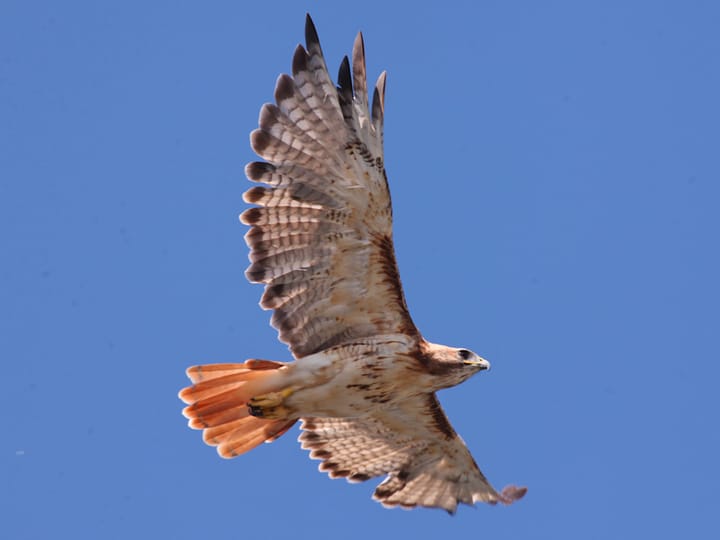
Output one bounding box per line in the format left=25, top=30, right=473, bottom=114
left=248, top=387, right=295, bottom=419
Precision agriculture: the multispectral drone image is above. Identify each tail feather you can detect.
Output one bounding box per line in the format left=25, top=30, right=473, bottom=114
left=179, top=360, right=297, bottom=458
left=182, top=387, right=246, bottom=422
left=217, top=417, right=296, bottom=458
left=185, top=363, right=252, bottom=384
left=181, top=371, right=268, bottom=403
left=189, top=403, right=249, bottom=430
left=204, top=417, right=253, bottom=444
left=185, top=359, right=285, bottom=383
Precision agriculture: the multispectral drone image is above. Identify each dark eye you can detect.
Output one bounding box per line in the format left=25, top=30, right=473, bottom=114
left=458, top=349, right=472, bottom=360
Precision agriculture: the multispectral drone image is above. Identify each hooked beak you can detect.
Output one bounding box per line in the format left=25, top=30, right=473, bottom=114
left=464, top=356, right=490, bottom=371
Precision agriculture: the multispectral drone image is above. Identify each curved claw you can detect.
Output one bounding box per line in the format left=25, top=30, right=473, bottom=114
left=247, top=387, right=296, bottom=419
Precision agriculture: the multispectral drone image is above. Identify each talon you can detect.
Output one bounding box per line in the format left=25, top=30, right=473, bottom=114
left=248, top=403, right=265, bottom=417
left=247, top=387, right=295, bottom=419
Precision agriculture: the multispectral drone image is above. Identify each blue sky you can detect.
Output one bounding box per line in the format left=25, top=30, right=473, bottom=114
left=2, top=1, right=719, bottom=538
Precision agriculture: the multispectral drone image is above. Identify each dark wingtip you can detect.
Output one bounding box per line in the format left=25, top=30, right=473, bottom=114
left=338, top=55, right=352, bottom=96
left=243, top=186, right=266, bottom=204
left=274, top=73, right=295, bottom=103
left=245, top=161, right=275, bottom=182
left=292, top=44, right=309, bottom=76
left=305, top=13, right=320, bottom=50
left=250, top=129, right=271, bottom=155
left=240, top=207, right=262, bottom=226
left=348, top=472, right=371, bottom=483
left=499, top=485, right=528, bottom=504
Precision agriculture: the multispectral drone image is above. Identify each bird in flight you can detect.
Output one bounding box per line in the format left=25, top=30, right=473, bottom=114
left=179, top=14, right=526, bottom=513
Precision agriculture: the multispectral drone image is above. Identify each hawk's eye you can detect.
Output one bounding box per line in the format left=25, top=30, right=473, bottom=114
left=458, top=349, right=472, bottom=360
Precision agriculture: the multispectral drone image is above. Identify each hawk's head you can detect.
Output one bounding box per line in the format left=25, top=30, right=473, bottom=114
left=417, top=342, right=490, bottom=391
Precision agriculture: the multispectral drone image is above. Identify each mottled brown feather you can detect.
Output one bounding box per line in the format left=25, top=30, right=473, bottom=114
left=299, top=394, right=523, bottom=513
left=243, top=14, right=418, bottom=358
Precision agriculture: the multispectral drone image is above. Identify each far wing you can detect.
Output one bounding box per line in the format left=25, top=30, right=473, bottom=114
left=242, top=14, right=418, bottom=358
left=299, top=394, right=527, bottom=513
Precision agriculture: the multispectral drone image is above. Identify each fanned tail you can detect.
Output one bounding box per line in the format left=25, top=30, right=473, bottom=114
left=179, top=360, right=296, bottom=458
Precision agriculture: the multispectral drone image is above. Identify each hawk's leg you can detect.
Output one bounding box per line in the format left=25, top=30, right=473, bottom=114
left=248, top=386, right=296, bottom=419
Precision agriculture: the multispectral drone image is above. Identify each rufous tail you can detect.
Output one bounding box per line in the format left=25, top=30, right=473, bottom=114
left=179, top=359, right=296, bottom=458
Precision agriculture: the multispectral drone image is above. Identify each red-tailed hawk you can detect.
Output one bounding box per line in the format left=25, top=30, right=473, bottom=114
left=179, top=14, right=526, bottom=513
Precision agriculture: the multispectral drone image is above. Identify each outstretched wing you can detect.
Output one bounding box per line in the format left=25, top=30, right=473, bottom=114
left=299, top=394, right=527, bottom=513
left=241, top=14, right=419, bottom=358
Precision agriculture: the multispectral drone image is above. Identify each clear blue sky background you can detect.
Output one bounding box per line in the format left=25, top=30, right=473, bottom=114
left=2, top=1, right=718, bottom=538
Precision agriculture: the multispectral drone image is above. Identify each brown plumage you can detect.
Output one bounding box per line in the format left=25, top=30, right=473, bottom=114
left=179, top=14, right=526, bottom=514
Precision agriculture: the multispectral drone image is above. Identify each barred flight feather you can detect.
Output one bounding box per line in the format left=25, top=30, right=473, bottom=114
left=299, top=394, right=515, bottom=514
left=242, top=15, right=416, bottom=358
